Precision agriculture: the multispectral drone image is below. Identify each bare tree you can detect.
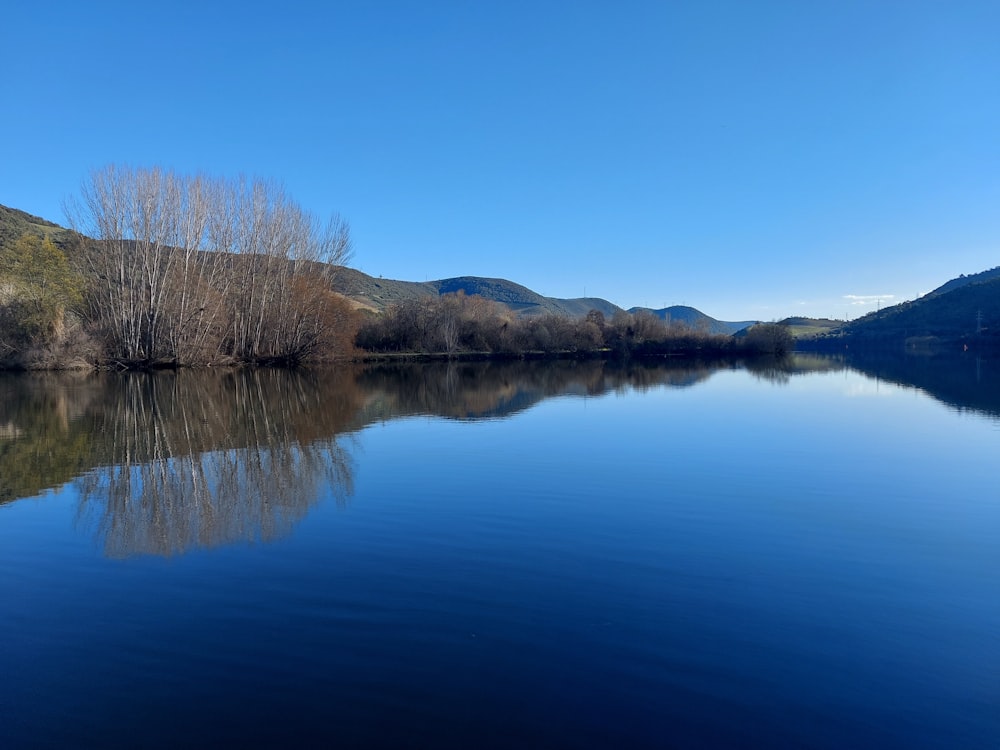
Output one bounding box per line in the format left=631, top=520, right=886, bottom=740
left=67, top=165, right=353, bottom=365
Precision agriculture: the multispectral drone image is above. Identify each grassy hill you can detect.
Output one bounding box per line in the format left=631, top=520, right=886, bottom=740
left=0, top=204, right=74, bottom=251
left=777, top=317, right=844, bottom=339
left=332, top=267, right=440, bottom=312
left=332, top=269, right=623, bottom=318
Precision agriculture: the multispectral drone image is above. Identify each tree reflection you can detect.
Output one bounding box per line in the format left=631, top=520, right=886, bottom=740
left=73, top=369, right=359, bottom=557
left=8, top=354, right=994, bottom=557
left=0, top=372, right=102, bottom=503
left=744, top=354, right=848, bottom=385
left=354, top=359, right=721, bottom=421
left=1, top=360, right=736, bottom=516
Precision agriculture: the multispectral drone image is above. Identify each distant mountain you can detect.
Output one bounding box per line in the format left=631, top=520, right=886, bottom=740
left=433, top=277, right=621, bottom=318
left=2, top=203, right=737, bottom=328
left=628, top=305, right=755, bottom=335
left=336, top=268, right=622, bottom=319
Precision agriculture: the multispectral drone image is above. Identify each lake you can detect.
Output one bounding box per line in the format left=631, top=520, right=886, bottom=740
left=0, top=356, right=997, bottom=748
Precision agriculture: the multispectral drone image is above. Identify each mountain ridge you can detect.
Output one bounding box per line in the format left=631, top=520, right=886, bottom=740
left=803, top=271, right=1000, bottom=350
left=12, top=202, right=991, bottom=342
left=0, top=203, right=760, bottom=331
left=628, top=305, right=756, bottom=335
left=3, top=203, right=742, bottom=327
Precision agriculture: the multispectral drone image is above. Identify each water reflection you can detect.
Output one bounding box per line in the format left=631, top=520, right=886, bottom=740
left=0, top=369, right=361, bottom=557
left=354, top=359, right=719, bottom=421
left=745, top=353, right=848, bottom=385
left=0, top=371, right=102, bottom=503
left=74, top=370, right=358, bottom=557
left=1, top=354, right=997, bottom=556
left=842, top=352, right=1000, bottom=420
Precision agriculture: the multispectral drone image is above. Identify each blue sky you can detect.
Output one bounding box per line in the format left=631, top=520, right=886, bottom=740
left=2, top=1, right=998, bottom=321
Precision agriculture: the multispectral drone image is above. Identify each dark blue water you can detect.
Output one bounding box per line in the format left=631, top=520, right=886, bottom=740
left=0, top=360, right=997, bottom=748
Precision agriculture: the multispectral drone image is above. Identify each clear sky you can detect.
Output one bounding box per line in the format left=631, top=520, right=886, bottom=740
left=2, top=1, right=998, bottom=321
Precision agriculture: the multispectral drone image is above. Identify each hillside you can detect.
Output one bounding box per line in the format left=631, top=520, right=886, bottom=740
left=332, top=267, right=440, bottom=312
left=1, top=203, right=731, bottom=328
left=927, top=266, right=1000, bottom=297
left=0, top=204, right=74, bottom=250
left=807, top=270, right=1000, bottom=351
left=430, top=277, right=620, bottom=318
left=629, top=305, right=755, bottom=335
left=777, top=317, right=843, bottom=339
left=333, top=269, right=623, bottom=319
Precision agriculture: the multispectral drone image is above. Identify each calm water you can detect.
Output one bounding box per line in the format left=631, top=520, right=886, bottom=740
left=0, top=357, right=997, bottom=749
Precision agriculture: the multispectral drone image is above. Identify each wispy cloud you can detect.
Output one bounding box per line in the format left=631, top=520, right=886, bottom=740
left=843, top=294, right=895, bottom=306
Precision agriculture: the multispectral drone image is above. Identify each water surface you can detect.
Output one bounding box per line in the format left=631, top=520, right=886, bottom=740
left=0, top=357, right=997, bottom=748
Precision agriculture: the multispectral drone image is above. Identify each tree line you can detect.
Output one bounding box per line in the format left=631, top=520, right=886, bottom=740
left=69, top=165, right=355, bottom=366
left=356, top=293, right=794, bottom=358
left=1, top=166, right=357, bottom=368
left=0, top=164, right=793, bottom=369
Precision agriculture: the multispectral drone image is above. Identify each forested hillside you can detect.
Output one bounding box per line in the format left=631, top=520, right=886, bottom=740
left=805, top=270, right=1000, bottom=351
left=0, top=205, right=73, bottom=249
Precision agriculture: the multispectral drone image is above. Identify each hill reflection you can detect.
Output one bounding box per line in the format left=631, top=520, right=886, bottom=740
left=842, top=351, right=1000, bottom=421
left=1, top=354, right=996, bottom=556
left=353, top=359, right=720, bottom=421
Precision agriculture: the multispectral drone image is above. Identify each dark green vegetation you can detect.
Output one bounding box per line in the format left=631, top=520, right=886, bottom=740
left=0, top=205, right=73, bottom=250
left=799, top=269, right=1000, bottom=353
left=0, top=226, right=90, bottom=367
left=927, top=266, right=1000, bottom=297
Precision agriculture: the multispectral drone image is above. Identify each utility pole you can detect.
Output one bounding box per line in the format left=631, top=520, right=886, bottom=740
left=976, top=309, right=983, bottom=334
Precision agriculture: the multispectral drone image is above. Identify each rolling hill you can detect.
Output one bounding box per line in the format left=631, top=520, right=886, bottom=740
left=802, top=268, right=1000, bottom=351
left=776, top=317, right=843, bottom=339
left=0, top=204, right=74, bottom=250
left=629, top=305, right=756, bottom=335
left=926, top=266, right=1000, bottom=297
left=332, top=268, right=623, bottom=318
left=0, top=202, right=777, bottom=334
